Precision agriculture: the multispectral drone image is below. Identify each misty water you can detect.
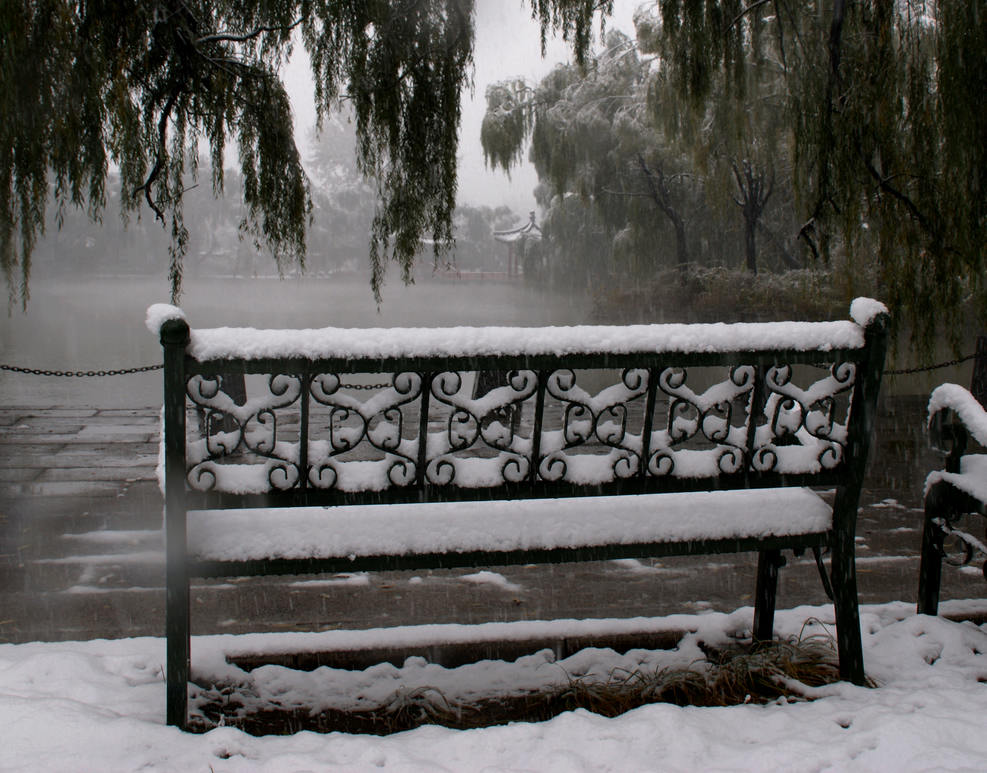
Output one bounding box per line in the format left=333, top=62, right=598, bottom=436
left=3, top=270, right=967, bottom=410
left=1, top=273, right=594, bottom=408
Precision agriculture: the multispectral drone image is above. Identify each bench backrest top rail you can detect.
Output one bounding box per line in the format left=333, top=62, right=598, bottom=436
left=149, top=298, right=886, bottom=365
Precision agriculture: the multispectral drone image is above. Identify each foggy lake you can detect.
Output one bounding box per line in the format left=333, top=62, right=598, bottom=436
left=2, top=270, right=972, bottom=408
left=1, top=273, right=594, bottom=408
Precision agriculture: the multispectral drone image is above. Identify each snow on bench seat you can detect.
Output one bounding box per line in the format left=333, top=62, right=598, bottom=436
left=927, top=456, right=987, bottom=507
left=188, top=487, right=831, bottom=564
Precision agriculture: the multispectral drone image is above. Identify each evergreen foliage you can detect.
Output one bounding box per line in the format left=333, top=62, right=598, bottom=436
left=0, top=0, right=607, bottom=305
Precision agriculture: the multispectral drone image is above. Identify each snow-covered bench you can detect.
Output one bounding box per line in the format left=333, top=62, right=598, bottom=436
left=917, top=384, right=987, bottom=614
left=151, top=299, right=890, bottom=729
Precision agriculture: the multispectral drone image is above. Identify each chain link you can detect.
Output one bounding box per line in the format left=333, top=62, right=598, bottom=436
left=0, top=363, right=391, bottom=387
left=0, top=363, right=163, bottom=377
left=809, top=352, right=978, bottom=375
left=338, top=381, right=388, bottom=390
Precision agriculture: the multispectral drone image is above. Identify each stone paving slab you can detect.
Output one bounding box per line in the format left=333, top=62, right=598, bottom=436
left=80, top=414, right=161, bottom=426
left=4, top=480, right=128, bottom=498
left=4, top=441, right=157, bottom=454
left=0, top=468, right=44, bottom=483
left=4, top=416, right=95, bottom=427
left=34, top=467, right=154, bottom=483
left=0, top=429, right=86, bottom=443
left=9, top=451, right=158, bottom=468
left=71, top=431, right=157, bottom=444
left=0, top=408, right=99, bottom=421
left=0, top=444, right=69, bottom=463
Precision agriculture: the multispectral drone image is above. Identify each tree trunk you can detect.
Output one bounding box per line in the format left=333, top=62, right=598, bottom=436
left=637, top=155, right=690, bottom=275
left=744, top=217, right=758, bottom=275
left=732, top=159, right=773, bottom=276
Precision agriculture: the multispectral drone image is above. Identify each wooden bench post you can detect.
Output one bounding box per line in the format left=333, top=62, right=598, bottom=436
left=161, top=318, right=190, bottom=728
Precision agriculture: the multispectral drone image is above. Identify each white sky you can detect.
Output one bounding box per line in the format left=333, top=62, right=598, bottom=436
left=284, top=1, right=642, bottom=217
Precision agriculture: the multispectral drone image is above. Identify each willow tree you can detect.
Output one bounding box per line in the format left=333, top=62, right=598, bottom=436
left=646, top=0, right=986, bottom=350
left=1, top=0, right=611, bottom=306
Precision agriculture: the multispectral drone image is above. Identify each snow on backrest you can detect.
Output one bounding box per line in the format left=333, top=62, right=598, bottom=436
left=170, top=306, right=882, bottom=497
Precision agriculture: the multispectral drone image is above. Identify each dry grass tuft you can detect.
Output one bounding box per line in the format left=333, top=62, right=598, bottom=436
left=192, top=632, right=858, bottom=736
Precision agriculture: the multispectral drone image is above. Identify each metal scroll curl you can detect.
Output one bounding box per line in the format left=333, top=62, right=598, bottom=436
left=935, top=513, right=987, bottom=579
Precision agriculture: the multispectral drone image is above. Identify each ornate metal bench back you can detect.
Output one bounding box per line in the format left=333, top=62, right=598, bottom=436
left=160, top=317, right=889, bottom=513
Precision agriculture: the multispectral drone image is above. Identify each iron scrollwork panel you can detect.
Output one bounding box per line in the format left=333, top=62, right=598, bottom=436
left=186, top=373, right=304, bottom=492
left=182, top=359, right=861, bottom=494
left=647, top=365, right=756, bottom=478
left=425, top=370, right=538, bottom=486
left=537, top=368, right=650, bottom=484
left=753, top=363, right=856, bottom=473
left=308, top=372, right=423, bottom=491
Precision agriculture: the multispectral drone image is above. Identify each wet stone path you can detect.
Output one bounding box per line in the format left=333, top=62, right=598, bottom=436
left=1, top=397, right=984, bottom=645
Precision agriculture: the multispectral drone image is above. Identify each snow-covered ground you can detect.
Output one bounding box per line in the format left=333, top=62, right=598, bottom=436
left=3, top=601, right=987, bottom=772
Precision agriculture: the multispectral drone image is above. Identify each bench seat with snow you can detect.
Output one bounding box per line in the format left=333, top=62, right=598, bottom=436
left=918, top=383, right=987, bottom=614
left=152, top=298, right=890, bottom=729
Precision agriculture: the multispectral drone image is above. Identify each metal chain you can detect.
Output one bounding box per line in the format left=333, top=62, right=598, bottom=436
left=338, top=381, right=388, bottom=390
left=0, top=363, right=163, bottom=377
left=1, top=363, right=386, bottom=388
left=3, top=351, right=979, bottom=381
left=809, top=352, right=978, bottom=375
left=884, top=352, right=978, bottom=376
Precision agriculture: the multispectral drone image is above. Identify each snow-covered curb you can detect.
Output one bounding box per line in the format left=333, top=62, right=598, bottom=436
left=2, top=601, right=987, bottom=772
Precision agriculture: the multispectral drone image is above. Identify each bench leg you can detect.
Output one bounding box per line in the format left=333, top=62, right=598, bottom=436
left=753, top=549, right=785, bottom=642
left=830, top=530, right=866, bottom=685
left=166, top=569, right=190, bottom=728
left=917, top=484, right=949, bottom=616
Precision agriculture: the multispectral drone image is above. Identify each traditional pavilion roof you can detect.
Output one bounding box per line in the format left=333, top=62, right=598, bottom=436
left=493, top=211, right=542, bottom=244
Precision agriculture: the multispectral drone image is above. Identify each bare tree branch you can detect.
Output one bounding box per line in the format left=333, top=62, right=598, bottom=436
left=195, top=18, right=302, bottom=46
left=135, top=90, right=181, bottom=224
left=728, top=0, right=773, bottom=32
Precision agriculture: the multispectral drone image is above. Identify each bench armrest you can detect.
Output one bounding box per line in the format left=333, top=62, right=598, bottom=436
left=928, top=384, right=987, bottom=469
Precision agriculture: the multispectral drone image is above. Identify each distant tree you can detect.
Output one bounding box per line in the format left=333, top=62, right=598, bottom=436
left=1, top=0, right=611, bottom=306
left=646, top=0, right=986, bottom=349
